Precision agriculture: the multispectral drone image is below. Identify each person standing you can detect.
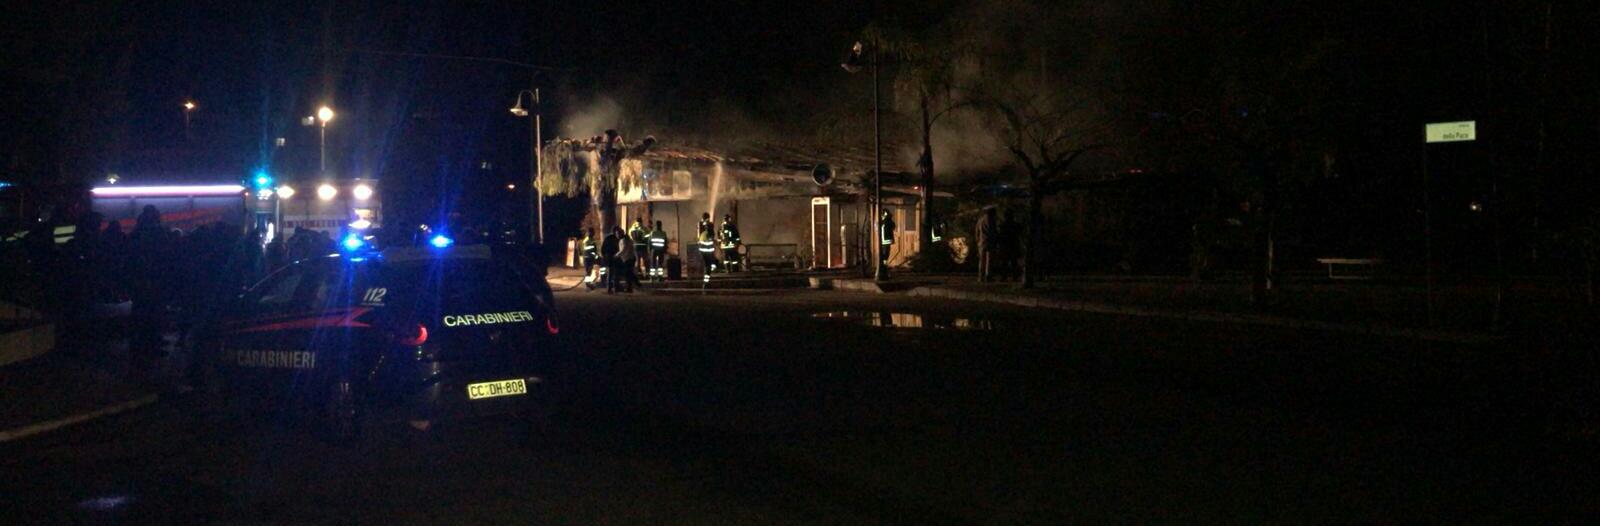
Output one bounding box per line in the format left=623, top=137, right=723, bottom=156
left=697, top=212, right=718, bottom=279
left=648, top=220, right=669, bottom=281
left=997, top=209, right=1023, bottom=281
left=616, top=227, right=640, bottom=293
left=719, top=214, right=742, bottom=273
left=974, top=206, right=997, bottom=282
left=580, top=228, right=599, bottom=290
left=878, top=209, right=896, bottom=279
left=601, top=226, right=624, bottom=294
left=128, top=205, right=168, bottom=359
left=628, top=218, right=650, bottom=278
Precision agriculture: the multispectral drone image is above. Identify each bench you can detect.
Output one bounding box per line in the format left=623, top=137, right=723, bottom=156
left=1316, top=258, right=1385, bottom=280
left=743, top=243, right=799, bottom=269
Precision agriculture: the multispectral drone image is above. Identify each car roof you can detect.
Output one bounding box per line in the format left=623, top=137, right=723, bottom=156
left=373, top=244, right=492, bottom=263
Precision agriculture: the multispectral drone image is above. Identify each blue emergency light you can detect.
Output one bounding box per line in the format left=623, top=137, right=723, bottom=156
left=429, top=234, right=454, bottom=248
left=251, top=171, right=274, bottom=190
left=341, top=235, right=366, bottom=251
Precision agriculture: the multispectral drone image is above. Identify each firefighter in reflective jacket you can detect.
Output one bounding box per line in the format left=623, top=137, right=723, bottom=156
left=628, top=219, right=650, bottom=279
left=878, top=209, right=895, bottom=279
left=580, top=229, right=600, bottom=289
left=697, top=213, right=718, bottom=279
left=648, top=220, right=669, bottom=281
left=719, top=214, right=742, bottom=273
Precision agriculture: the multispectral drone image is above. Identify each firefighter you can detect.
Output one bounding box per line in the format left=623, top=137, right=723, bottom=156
left=648, top=220, right=669, bottom=281
left=580, top=228, right=600, bottom=290
left=878, top=209, right=895, bottom=279
left=628, top=218, right=650, bottom=279
left=697, top=212, right=718, bottom=280
left=719, top=213, right=742, bottom=273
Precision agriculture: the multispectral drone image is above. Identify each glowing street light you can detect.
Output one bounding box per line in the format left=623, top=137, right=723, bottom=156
left=317, top=184, right=337, bottom=201
left=352, top=183, right=373, bottom=200
left=276, top=185, right=295, bottom=199
left=312, top=105, right=335, bottom=175
left=182, top=100, right=197, bottom=142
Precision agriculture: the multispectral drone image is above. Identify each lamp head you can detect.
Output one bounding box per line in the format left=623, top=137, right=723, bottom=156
left=841, top=41, right=866, bottom=73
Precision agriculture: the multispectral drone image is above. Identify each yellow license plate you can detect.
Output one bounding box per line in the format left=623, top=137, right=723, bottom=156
left=466, top=379, right=527, bottom=400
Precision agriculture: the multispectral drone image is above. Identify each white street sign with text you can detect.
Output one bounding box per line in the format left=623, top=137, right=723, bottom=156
left=1425, top=121, right=1476, bottom=143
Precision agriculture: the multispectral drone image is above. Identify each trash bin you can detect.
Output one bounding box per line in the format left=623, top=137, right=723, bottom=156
left=667, top=257, right=682, bottom=281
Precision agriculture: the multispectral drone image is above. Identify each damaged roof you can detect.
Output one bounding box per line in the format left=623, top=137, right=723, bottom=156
left=640, top=139, right=918, bottom=179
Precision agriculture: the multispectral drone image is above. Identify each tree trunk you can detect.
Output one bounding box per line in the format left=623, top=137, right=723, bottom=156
left=1021, top=180, right=1045, bottom=289
left=917, top=96, right=935, bottom=250
left=1586, top=255, right=1596, bottom=306
left=1250, top=159, right=1280, bottom=306
left=594, top=180, right=618, bottom=236
left=1249, top=237, right=1265, bottom=305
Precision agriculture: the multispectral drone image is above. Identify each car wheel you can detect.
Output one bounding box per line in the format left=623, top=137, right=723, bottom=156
left=323, top=377, right=363, bottom=444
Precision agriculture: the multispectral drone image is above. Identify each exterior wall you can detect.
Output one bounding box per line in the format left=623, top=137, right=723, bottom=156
left=737, top=197, right=807, bottom=245
left=607, top=158, right=929, bottom=273
left=278, top=196, right=379, bottom=234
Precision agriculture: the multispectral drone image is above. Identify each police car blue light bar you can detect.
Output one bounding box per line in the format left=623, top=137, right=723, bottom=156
left=341, top=235, right=366, bottom=251
left=429, top=234, right=454, bottom=248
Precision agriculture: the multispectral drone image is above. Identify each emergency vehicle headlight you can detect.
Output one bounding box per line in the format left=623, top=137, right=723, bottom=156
left=429, top=234, right=454, bottom=248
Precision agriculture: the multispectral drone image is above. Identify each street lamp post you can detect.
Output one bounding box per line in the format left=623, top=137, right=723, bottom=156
left=276, top=185, right=295, bottom=237
left=317, top=106, right=335, bottom=175
left=843, top=38, right=885, bottom=281
left=182, top=100, right=196, bottom=143
left=511, top=87, right=543, bottom=245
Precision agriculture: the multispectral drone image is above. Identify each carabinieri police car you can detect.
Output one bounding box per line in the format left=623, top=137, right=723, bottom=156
left=191, top=232, right=561, bottom=442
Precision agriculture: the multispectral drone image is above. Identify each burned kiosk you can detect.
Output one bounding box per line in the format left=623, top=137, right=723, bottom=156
left=544, top=138, right=940, bottom=278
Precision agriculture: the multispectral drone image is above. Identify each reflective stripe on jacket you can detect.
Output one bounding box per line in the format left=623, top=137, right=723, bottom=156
left=53, top=225, right=76, bottom=245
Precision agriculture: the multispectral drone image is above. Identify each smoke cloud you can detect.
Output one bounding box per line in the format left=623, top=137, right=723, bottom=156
left=560, top=95, right=627, bottom=139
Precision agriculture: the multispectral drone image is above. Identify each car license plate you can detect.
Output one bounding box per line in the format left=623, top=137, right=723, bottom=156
left=466, top=379, right=527, bottom=400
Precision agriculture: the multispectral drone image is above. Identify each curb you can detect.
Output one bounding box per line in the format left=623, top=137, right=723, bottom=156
left=810, top=278, right=936, bottom=294
left=0, top=322, right=55, bottom=366
left=813, top=278, right=885, bottom=293
left=0, top=394, right=159, bottom=443
left=555, top=275, right=811, bottom=291
left=907, top=286, right=1501, bottom=345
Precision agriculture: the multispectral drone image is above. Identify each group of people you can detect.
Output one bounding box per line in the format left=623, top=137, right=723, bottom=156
left=0, top=202, right=440, bottom=357
left=697, top=213, right=742, bottom=278
left=973, top=206, right=1024, bottom=282
left=2, top=204, right=275, bottom=357
left=579, top=219, right=664, bottom=294
left=578, top=212, right=744, bottom=292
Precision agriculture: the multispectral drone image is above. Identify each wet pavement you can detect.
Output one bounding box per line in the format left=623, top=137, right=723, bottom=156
left=2, top=289, right=1595, bottom=523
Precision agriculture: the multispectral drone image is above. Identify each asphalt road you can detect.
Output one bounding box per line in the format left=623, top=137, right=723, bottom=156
left=2, top=288, right=1593, bottom=524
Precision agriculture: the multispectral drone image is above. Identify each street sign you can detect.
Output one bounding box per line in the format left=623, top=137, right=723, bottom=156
left=1425, top=121, right=1476, bottom=143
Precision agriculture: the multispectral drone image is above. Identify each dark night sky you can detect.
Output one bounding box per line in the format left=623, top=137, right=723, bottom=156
left=3, top=0, right=1598, bottom=236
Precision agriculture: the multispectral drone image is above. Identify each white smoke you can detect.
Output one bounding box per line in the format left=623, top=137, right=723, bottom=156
left=561, top=95, right=626, bottom=139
